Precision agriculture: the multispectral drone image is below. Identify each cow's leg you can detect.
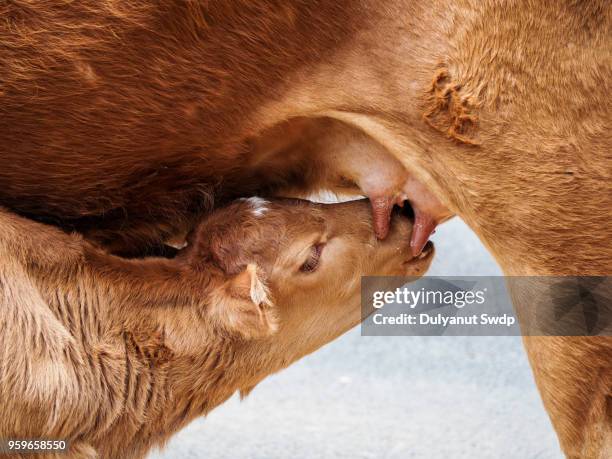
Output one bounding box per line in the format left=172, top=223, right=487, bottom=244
left=523, top=336, right=612, bottom=458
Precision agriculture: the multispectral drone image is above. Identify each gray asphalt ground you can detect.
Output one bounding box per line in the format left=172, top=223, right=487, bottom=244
left=150, top=218, right=562, bottom=459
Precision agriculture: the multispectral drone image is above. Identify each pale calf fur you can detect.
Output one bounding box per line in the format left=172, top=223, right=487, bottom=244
left=0, top=199, right=432, bottom=459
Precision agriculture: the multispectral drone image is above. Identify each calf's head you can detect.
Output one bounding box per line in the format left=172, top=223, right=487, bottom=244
left=179, top=197, right=433, bottom=354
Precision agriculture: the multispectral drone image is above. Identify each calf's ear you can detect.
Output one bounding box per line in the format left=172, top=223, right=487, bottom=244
left=211, top=264, right=278, bottom=339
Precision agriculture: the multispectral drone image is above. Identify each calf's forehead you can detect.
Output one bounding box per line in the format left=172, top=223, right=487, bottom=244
left=207, top=199, right=327, bottom=250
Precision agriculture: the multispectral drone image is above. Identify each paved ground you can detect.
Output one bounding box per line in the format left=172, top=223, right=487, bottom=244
left=150, top=218, right=562, bottom=459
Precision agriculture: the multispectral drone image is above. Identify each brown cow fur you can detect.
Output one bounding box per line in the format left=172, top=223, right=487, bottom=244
left=0, top=198, right=433, bottom=459
left=0, top=1, right=610, bottom=457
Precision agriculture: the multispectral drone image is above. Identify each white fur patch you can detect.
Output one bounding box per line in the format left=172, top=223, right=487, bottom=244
left=241, top=197, right=269, bottom=217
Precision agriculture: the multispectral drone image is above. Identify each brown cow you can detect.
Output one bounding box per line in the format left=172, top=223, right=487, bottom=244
left=0, top=197, right=433, bottom=459
left=0, top=1, right=610, bottom=457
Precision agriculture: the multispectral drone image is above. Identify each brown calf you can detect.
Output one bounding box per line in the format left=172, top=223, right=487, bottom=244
left=0, top=198, right=432, bottom=459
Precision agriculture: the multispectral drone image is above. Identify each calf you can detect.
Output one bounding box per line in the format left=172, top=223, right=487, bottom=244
left=0, top=198, right=433, bottom=459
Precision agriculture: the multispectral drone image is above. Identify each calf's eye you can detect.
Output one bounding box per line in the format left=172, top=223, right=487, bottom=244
left=300, top=243, right=325, bottom=273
